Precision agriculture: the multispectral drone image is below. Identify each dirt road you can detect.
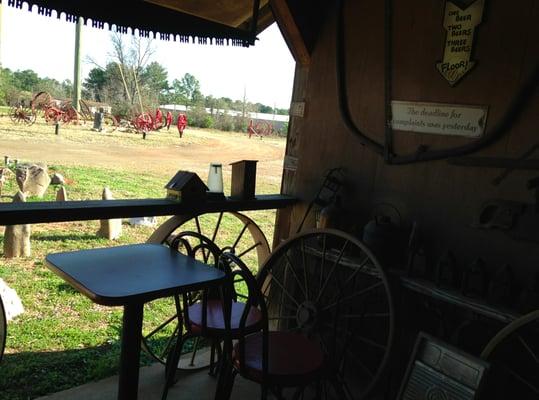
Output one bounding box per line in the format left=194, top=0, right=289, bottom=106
left=1, top=121, right=286, bottom=186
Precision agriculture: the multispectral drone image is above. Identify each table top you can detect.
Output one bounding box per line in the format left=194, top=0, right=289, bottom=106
left=45, top=243, right=226, bottom=306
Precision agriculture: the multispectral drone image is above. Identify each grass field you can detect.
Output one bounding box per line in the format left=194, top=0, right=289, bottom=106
left=0, top=117, right=285, bottom=399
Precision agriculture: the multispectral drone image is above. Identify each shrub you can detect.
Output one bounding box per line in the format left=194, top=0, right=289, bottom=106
left=214, top=113, right=234, bottom=131
left=233, top=116, right=248, bottom=133
left=187, top=106, right=214, bottom=128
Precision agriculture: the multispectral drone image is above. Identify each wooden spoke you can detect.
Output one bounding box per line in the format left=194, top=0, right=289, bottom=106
left=145, top=314, right=178, bottom=339
left=232, top=222, right=250, bottom=251
left=237, top=242, right=262, bottom=258
left=211, top=212, right=223, bottom=243
left=160, top=324, right=180, bottom=359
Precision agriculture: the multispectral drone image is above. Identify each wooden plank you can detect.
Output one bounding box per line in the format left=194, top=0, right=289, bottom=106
left=269, top=0, right=310, bottom=66
left=0, top=195, right=297, bottom=226
left=447, top=157, right=539, bottom=170
left=274, top=64, right=310, bottom=244
left=400, top=277, right=520, bottom=324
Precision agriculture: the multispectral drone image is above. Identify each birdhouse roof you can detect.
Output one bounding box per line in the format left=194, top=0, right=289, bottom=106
left=165, top=171, right=208, bottom=191
left=230, top=160, right=258, bottom=165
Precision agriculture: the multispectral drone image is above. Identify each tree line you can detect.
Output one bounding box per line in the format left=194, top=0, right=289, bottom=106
left=0, top=34, right=289, bottom=134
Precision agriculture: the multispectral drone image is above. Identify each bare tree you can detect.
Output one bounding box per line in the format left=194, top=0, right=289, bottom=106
left=84, top=33, right=155, bottom=113
left=109, top=33, right=155, bottom=107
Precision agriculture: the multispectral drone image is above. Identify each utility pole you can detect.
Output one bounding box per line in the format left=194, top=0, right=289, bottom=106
left=73, top=17, right=83, bottom=111
left=242, top=86, right=246, bottom=118
left=0, top=2, right=3, bottom=68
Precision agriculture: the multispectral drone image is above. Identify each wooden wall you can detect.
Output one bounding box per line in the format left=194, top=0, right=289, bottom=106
left=276, top=0, right=539, bottom=285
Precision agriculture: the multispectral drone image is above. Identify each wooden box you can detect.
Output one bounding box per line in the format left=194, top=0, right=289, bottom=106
left=230, top=160, right=257, bottom=199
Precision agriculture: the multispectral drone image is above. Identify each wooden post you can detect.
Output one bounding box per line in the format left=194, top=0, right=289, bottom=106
left=132, top=67, right=144, bottom=114
left=0, top=2, right=3, bottom=68
left=117, top=63, right=132, bottom=103
left=73, top=17, right=83, bottom=112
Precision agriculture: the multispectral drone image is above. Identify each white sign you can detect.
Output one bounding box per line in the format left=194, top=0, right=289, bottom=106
left=391, top=101, right=488, bottom=138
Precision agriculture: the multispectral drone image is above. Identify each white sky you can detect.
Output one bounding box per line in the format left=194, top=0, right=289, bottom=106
left=1, top=5, right=295, bottom=109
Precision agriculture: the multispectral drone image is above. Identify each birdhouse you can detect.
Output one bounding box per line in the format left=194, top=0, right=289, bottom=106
left=165, top=171, right=208, bottom=203
left=230, top=160, right=258, bottom=199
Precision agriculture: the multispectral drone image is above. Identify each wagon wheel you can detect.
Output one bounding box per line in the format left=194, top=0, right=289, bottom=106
left=254, top=121, right=273, bottom=136
left=62, top=107, right=79, bottom=125
left=31, top=91, right=52, bottom=113
left=23, top=107, right=37, bottom=125
left=0, top=295, right=6, bottom=363
left=9, top=106, right=36, bottom=125
left=142, top=211, right=270, bottom=369
left=44, top=107, right=62, bottom=125
left=9, top=106, right=18, bottom=123
left=134, top=113, right=152, bottom=134
left=258, top=229, right=395, bottom=399
left=78, top=99, right=93, bottom=120
left=480, top=310, right=539, bottom=399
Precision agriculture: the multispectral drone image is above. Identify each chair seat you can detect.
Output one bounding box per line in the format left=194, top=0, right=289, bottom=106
left=188, top=300, right=262, bottom=335
left=233, top=331, right=324, bottom=387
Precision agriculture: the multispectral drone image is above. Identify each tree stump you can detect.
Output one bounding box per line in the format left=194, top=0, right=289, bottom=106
left=3, top=192, right=31, bottom=258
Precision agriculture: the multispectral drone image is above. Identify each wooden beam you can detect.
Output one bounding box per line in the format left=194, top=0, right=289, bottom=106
left=269, top=0, right=310, bottom=66
left=0, top=195, right=297, bottom=226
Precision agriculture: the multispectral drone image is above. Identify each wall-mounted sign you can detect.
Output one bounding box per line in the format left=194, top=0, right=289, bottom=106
left=391, top=101, right=488, bottom=138
left=436, top=0, right=485, bottom=86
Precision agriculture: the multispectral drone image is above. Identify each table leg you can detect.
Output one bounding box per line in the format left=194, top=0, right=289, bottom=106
left=118, top=302, right=144, bottom=400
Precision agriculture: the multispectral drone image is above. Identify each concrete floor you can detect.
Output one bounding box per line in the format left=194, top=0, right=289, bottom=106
left=36, top=363, right=260, bottom=400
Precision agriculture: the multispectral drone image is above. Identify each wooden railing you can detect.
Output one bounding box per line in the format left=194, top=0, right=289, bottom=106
left=0, top=194, right=297, bottom=225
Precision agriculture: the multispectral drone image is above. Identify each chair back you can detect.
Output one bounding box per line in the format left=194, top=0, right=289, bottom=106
left=170, top=230, right=225, bottom=334
left=218, top=253, right=269, bottom=384
left=0, top=294, right=6, bottom=363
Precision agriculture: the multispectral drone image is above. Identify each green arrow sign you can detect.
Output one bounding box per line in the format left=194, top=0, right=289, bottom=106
left=436, top=0, right=485, bottom=86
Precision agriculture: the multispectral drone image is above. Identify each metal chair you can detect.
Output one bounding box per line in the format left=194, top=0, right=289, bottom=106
left=0, top=294, right=6, bottom=363
left=161, top=248, right=264, bottom=400
left=216, top=253, right=325, bottom=400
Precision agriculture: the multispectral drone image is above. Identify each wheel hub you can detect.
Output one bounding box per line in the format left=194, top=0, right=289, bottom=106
left=296, top=301, right=318, bottom=329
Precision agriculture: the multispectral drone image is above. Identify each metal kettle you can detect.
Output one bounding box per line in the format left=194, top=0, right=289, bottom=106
left=362, top=205, right=403, bottom=266
left=363, top=216, right=400, bottom=251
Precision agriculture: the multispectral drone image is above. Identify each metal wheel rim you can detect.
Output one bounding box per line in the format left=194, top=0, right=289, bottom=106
left=481, top=310, right=539, bottom=398
left=258, top=228, right=395, bottom=399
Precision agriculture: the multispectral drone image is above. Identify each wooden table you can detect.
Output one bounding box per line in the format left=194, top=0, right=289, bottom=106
left=45, top=243, right=226, bottom=400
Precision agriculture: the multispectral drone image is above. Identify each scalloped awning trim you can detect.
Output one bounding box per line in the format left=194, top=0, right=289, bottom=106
left=3, top=0, right=258, bottom=46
